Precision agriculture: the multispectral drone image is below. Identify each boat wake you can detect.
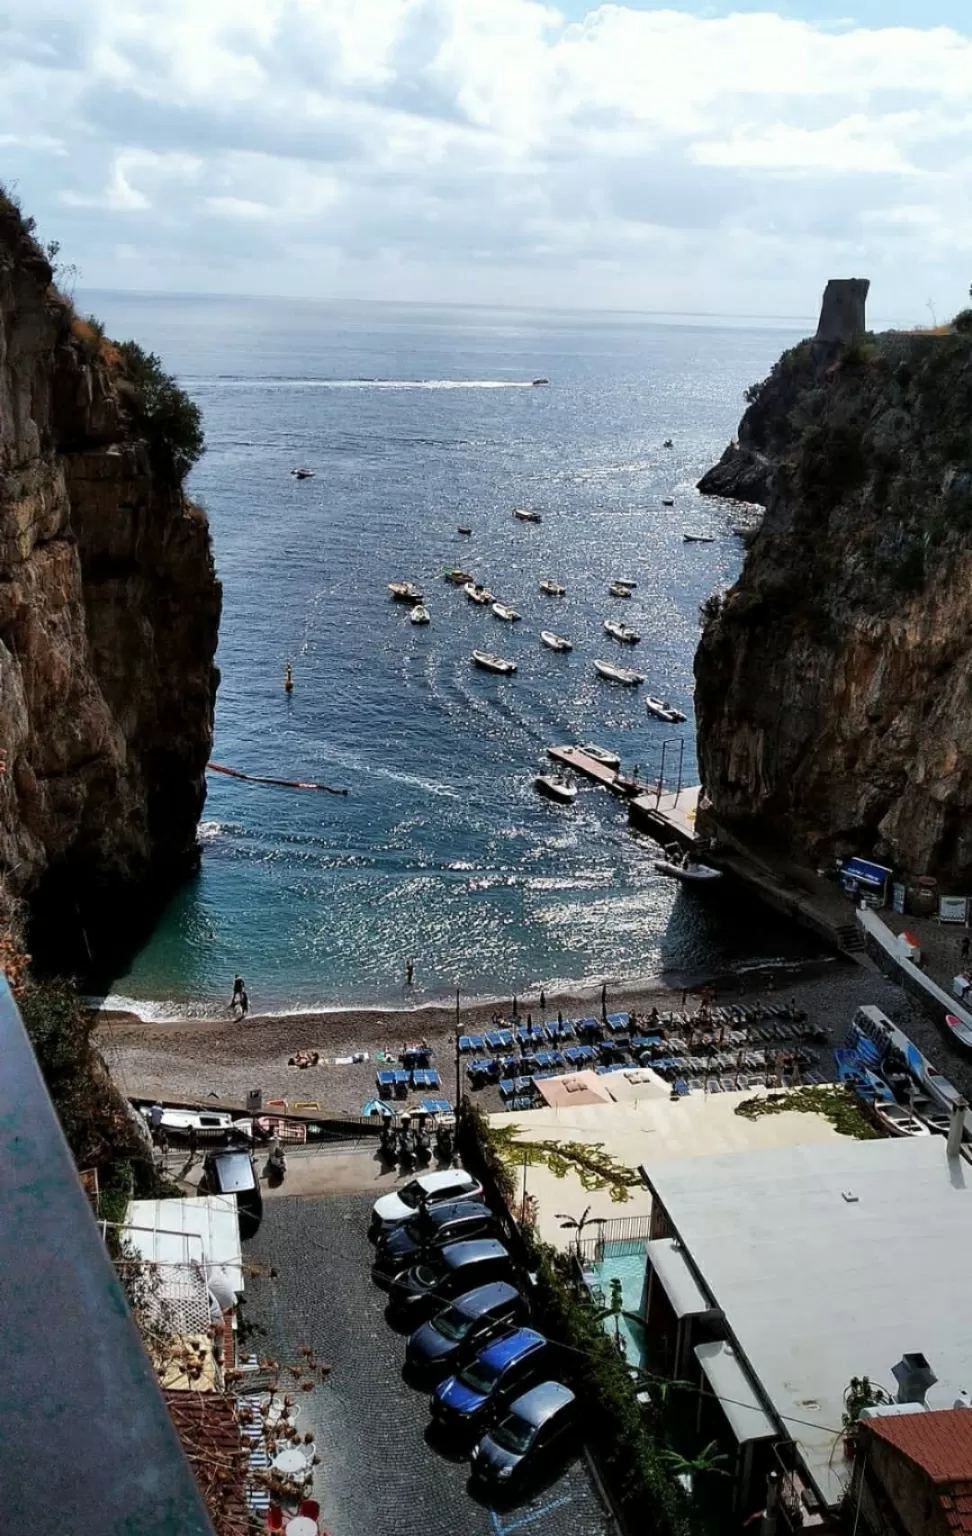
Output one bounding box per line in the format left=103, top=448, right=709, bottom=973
left=190, top=377, right=539, bottom=391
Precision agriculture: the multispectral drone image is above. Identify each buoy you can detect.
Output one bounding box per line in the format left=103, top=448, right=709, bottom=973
left=284, top=662, right=294, bottom=694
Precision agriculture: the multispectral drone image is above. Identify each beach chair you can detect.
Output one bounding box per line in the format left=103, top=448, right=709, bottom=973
left=499, top=1079, right=516, bottom=1100
left=458, top=1035, right=474, bottom=1054
left=376, top=1070, right=396, bottom=1098
left=393, top=1070, right=409, bottom=1099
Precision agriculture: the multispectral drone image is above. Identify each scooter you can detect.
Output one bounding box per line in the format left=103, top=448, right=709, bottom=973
left=379, top=1124, right=398, bottom=1164
left=414, top=1125, right=431, bottom=1165
left=435, top=1124, right=454, bottom=1165
left=398, top=1128, right=415, bottom=1172
left=266, top=1144, right=287, bottom=1187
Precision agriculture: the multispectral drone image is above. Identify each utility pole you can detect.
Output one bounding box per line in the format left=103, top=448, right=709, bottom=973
left=455, top=986, right=462, bottom=1106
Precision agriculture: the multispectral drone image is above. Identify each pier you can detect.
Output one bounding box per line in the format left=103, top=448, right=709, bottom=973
left=546, top=745, right=650, bottom=798
left=629, top=784, right=700, bottom=848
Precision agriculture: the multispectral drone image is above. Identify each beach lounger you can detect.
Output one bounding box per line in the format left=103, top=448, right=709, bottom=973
left=376, top=1070, right=397, bottom=1098
left=510, top=1096, right=534, bottom=1111
left=420, top=1097, right=452, bottom=1114
left=499, top=1079, right=516, bottom=1100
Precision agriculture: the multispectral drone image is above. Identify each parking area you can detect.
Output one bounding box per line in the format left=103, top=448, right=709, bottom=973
left=245, top=1192, right=613, bottom=1536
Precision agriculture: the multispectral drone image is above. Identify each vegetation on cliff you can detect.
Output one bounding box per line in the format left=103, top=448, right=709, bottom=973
left=116, top=340, right=205, bottom=480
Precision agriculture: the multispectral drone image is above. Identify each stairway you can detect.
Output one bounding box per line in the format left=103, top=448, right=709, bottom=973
left=835, top=921, right=865, bottom=954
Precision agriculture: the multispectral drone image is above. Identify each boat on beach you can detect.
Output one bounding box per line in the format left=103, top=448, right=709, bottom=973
left=540, top=631, right=572, bottom=652
left=683, top=532, right=715, bottom=543
left=535, top=773, right=576, bottom=804
left=464, top=582, right=493, bottom=605
left=539, top=580, right=566, bottom=596
left=388, top=581, right=424, bottom=602
left=603, top=619, right=640, bottom=644
left=512, top=507, right=542, bottom=523
left=492, top=602, right=521, bottom=622
left=472, top=650, right=516, bottom=675
left=653, top=856, right=723, bottom=883
left=410, top=604, right=430, bottom=625
left=944, top=1013, right=972, bottom=1054
left=646, top=696, right=687, bottom=722
left=872, top=1100, right=932, bottom=1137
left=593, top=659, right=644, bottom=685
left=608, top=581, right=633, bottom=599
left=579, top=743, right=621, bottom=769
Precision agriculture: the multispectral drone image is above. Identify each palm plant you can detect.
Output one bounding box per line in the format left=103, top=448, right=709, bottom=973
left=556, top=1205, right=606, bottom=1257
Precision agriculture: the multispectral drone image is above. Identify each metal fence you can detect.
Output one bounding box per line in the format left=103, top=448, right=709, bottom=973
left=0, top=975, right=215, bottom=1532
left=575, top=1212, right=653, bottom=1265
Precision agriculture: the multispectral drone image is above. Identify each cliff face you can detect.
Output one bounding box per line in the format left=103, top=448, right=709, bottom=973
left=0, top=198, right=220, bottom=972
left=695, top=303, right=972, bottom=884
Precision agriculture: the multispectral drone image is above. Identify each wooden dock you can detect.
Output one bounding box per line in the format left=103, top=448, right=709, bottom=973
left=546, top=746, right=650, bottom=799
left=629, top=785, right=701, bottom=847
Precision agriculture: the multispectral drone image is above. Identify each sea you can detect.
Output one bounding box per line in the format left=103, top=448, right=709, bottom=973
left=81, top=292, right=823, bottom=1017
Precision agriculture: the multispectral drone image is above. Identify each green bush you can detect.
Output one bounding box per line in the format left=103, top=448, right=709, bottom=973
left=952, top=309, right=972, bottom=334
left=117, top=339, right=204, bottom=480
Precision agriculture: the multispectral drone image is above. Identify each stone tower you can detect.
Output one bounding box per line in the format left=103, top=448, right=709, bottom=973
left=814, top=278, right=870, bottom=347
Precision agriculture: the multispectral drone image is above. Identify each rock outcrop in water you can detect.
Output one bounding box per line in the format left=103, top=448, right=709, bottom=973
left=695, top=281, right=972, bottom=883
left=0, top=192, right=220, bottom=972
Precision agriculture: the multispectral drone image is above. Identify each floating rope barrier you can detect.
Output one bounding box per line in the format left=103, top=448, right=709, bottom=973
left=207, top=762, right=349, bottom=796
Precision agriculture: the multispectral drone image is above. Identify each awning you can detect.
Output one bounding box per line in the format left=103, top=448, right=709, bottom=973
left=647, top=1238, right=718, bottom=1320
left=695, top=1340, right=777, bottom=1444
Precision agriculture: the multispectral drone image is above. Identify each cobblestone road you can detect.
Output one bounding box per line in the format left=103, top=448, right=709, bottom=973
left=245, top=1192, right=613, bottom=1536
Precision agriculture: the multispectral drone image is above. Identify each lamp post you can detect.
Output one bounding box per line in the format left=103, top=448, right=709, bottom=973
left=454, top=985, right=462, bottom=1107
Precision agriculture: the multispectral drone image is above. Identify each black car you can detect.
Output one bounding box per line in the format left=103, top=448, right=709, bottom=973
left=470, top=1381, right=578, bottom=1490
left=431, top=1328, right=557, bottom=1437
left=405, top=1282, right=527, bottom=1382
left=372, top=1201, right=498, bottom=1289
left=199, top=1148, right=263, bottom=1240
left=389, top=1239, right=513, bottom=1321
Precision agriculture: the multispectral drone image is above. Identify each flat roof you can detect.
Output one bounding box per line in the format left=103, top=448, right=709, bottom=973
left=647, top=1237, right=716, bottom=1320
left=695, top=1341, right=777, bottom=1444
left=646, top=1137, right=972, bottom=1509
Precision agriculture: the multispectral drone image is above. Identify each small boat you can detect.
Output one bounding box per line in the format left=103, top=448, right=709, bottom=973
left=512, top=508, right=542, bottom=523
left=540, top=631, right=572, bottom=652
left=653, top=857, right=723, bottom=883
left=646, top=696, right=687, bottom=723
left=410, top=604, right=430, bottom=625
left=683, top=533, right=715, bottom=544
left=388, top=581, right=424, bottom=602
left=604, top=620, right=640, bottom=645
left=458, top=526, right=473, bottom=535
left=662, top=498, right=674, bottom=507
left=472, top=650, right=516, bottom=675
left=531, top=378, right=549, bottom=387
left=492, top=602, right=521, bottom=622
left=612, top=578, right=637, bottom=590
left=463, top=582, right=494, bottom=605
left=444, top=568, right=474, bottom=586
left=291, top=467, right=314, bottom=479
left=580, top=743, right=621, bottom=769
left=539, top=580, right=566, bottom=596
left=593, top=659, right=644, bottom=685
left=944, top=1013, right=972, bottom=1054
left=608, top=582, right=633, bottom=599
left=535, top=774, right=576, bottom=804
left=872, top=1100, right=932, bottom=1138
left=663, top=439, right=673, bottom=449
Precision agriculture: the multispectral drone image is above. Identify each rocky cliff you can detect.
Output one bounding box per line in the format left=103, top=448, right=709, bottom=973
left=695, top=286, right=972, bottom=884
left=0, top=194, right=220, bottom=974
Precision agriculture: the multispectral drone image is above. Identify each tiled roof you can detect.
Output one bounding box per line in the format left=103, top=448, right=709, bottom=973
left=164, top=1390, right=248, bottom=1536
left=864, top=1410, right=972, bottom=1484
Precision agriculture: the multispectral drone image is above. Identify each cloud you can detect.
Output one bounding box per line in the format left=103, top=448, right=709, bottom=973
left=0, top=0, right=970, bottom=316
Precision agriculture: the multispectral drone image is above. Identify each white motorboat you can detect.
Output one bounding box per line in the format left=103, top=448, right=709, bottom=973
left=540, top=631, right=572, bottom=652
left=410, top=604, right=430, bottom=625
left=540, top=580, right=566, bottom=596
left=151, top=1108, right=251, bottom=1139
left=653, top=858, right=723, bottom=883
left=872, top=1100, right=932, bottom=1138
left=683, top=532, right=715, bottom=543
left=492, top=602, right=521, bottom=622
left=463, top=582, right=494, bottom=605
left=579, top=743, right=621, bottom=769
left=512, top=507, right=542, bottom=523
left=291, top=467, right=314, bottom=479
left=472, top=650, right=516, bottom=675
left=593, top=659, right=644, bottom=685
left=611, top=578, right=637, bottom=590
left=535, top=773, right=577, bottom=805
left=608, top=581, right=633, bottom=598
left=444, top=568, right=474, bottom=586
left=388, top=581, right=424, bottom=602
left=604, top=620, right=640, bottom=644
left=646, top=695, right=687, bottom=722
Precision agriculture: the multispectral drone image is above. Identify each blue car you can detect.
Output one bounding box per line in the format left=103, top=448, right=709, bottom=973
left=406, top=1282, right=526, bottom=1381
left=431, top=1328, right=554, bottom=1436
left=470, top=1381, right=578, bottom=1490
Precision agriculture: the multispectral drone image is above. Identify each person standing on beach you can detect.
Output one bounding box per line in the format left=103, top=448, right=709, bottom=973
left=406, top=958, right=414, bottom=986
left=231, top=975, right=245, bottom=1013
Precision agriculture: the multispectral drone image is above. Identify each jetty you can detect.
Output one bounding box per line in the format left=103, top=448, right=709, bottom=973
left=546, top=746, right=650, bottom=799
left=629, top=785, right=700, bottom=848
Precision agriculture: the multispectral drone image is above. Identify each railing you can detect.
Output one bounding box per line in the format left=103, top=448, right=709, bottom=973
left=576, top=1212, right=653, bottom=1264
left=0, top=975, right=215, bottom=1532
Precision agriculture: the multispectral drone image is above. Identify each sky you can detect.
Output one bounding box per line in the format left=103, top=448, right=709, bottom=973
left=1, top=0, right=971, bottom=319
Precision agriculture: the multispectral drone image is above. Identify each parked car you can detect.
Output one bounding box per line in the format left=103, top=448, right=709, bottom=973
left=388, top=1239, right=513, bottom=1321
left=198, top=1148, right=263, bottom=1241
left=372, top=1201, right=498, bottom=1289
left=470, top=1382, right=578, bottom=1490
left=405, top=1282, right=527, bottom=1382
left=370, top=1169, right=483, bottom=1240
left=432, top=1329, right=556, bottom=1437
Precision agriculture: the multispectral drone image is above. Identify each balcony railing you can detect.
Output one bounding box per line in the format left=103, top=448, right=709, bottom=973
left=0, top=974, right=215, bottom=1532
left=575, top=1212, right=653, bottom=1264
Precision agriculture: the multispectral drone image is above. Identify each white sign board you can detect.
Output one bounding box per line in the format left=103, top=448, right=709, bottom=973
left=939, top=895, right=969, bottom=924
